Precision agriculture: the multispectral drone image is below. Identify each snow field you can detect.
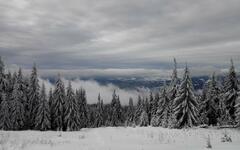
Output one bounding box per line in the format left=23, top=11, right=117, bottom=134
left=0, top=127, right=240, bottom=150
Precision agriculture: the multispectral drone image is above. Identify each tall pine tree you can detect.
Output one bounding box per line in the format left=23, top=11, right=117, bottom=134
left=149, top=92, right=154, bottom=123
left=48, top=88, right=54, bottom=129
left=173, top=65, right=199, bottom=128
left=126, top=97, right=135, bottom=126
left=150, top=92, right=160, bottom=125
left=0, top=56, right=7, bottom=104
left=223, top=59, right=239, bottom=121
left=134, top=96, right=144, bottom=125
left=52, top=74, right=65, bottom=131
left=35, top=83, right=51, bottom=131
left=202, top=73, right=221, bottom=125
left=168, top=58, right=179, bottom=102
left=10, top=78, right=25, bottom=130
left=76, top=88, right=88, bottom=128
left=167, top=58, right=179, bottom=126
left=0, top=93, right=11, bottom=130
left=64, top=81, right=80, bottom=131
left=27, top=64, right=40, bottom=129
left=110, top=90, right=122, bottom=126
left=95, top=93, right=104, bottom=127
left=151, top=85, right=170, bottom=127
left=235, top=92, right=240, bottom=127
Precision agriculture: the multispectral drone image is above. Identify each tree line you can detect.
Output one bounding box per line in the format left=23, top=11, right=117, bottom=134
left=0, top=56, right=239, bottom=131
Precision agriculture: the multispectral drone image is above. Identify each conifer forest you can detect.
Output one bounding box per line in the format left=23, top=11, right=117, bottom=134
left=0, top=56, right=239, bottom=131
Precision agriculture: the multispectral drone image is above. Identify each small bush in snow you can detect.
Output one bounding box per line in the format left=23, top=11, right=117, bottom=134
left=206, top=135, right=212, bottom=149
left=79, top=134, right=85, bottom=139
left=221, top=131, right=232, bottom=142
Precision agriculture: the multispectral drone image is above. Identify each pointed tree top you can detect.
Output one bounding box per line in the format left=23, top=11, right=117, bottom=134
left=0, top=55, right=4, bottom=74
left=32, top=62, right=38, bottom=74
left=112, top=89, right=117, bottom=97
left=230, top=58, right=234, bottom=66
left=98, top=93, right=101, bottom=101
left=212, top=72, right=216, bottom=79
left=18, top=67, right=23, bottom=79
left=229, top=58, right=236, bottom=73
left=184, top=63, right=189, bottom=74
left=182, top=63, right=191, bottom=81
left=173, top=57, right=177, bottom=66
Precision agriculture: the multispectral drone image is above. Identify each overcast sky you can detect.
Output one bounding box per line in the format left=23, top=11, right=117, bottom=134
left=0, top=0, right=240, bottom=77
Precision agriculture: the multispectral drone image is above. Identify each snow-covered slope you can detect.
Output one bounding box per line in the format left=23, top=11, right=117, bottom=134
left=0, top=127, right=240, bottom=150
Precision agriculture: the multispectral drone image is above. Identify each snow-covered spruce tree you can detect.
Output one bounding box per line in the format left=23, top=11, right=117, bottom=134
left=88, top=106, right=96, bottom=128
left=126, top=97, right=135, bottom=126
left=27, top=64, right=40, bottom=129
left=100, top=97, right=105, bottom=126
left=16, top=68, right=27, bottom=127
left=0, top=56, right=6, bottom=88
left=11, top=71, right=17, bottom=87
left=134, top=95, right=144, bottom=125
left=110, top=90, right=122, bottom=126
left=22, top=74, right=31, bottom=129
left=5, top=72, right=13, bottom=97
left=167, top=58, right=179, bottom=126
left=223, top=59, right=239, bottom=121
left=0, top=56, right=7, bottom=104
left=199, top=80, right=210, bottom=125
left=144, top=97, right=150, bottom=125
left=167, top=108, right=177, bottom=128
left=235, top=92, right=240, bottom=127
left=0, top=56, right=4, bottom=75
left=52, top=74, right=66, bottom=131
left=151, top=92, right=159, bottom=118
left=202, top=73, right=221, bottom=126
left=116, top=95, right=123, bottom=124
left=173, top=65, right=199, bottom=128
left=218, top=92, right=234, bottom=126
left=139, top=110, right=149, bottom=127
left=151, top=85, right=170, bottom=127
left=64, top=81, right=80, bottom=131
left=10, top=78, right=25, bottom=130
left=104, top=104, right=112, bottom=126
left=0, top=93, right=11, bottom=130
left=159, top=84, right=170, bottom=127
left=95, top=93, right=104, bottom=127
left=150, top=92, right=160, bottom=126
left=167, top=58, right=179, bottom=104
left=48, top=88, right=54, bottom=129
left=76, top=88, right=88, bottom=128
left=110, top=90, right=118, bottom=126
left=35, top=83, right=51, bottom=131
left=149, top=92, right=154, bottom=123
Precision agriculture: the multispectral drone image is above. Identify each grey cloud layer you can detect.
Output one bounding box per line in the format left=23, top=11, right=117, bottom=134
left=39, top=77, right=145, bottom=105
left=0, top=0, right=240, bottom=70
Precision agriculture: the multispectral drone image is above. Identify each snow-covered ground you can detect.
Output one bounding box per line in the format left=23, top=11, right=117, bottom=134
left=0, top=127, right=240, bottom=150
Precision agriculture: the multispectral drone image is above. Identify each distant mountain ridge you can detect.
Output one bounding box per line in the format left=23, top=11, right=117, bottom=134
left=42, top=75, right=213, bottom=91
